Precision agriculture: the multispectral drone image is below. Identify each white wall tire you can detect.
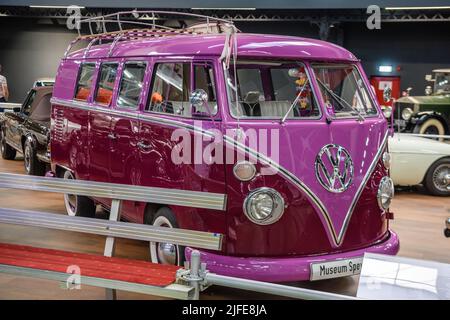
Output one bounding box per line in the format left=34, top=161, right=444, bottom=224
left=63, top=170, right=77, bottom=217
left=62, top=170, right=96, bottom=217
left=149, top=208, right=184, bottom=266
left=414, top=118, right=445, bottom=140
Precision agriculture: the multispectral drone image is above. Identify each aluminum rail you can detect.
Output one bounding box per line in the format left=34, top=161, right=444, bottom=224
left=0, top=208, right=222, bottom=250
left=204, top=273, right=359, bottom=300
left=0, top=173, right=227, bottom=211
left=0, top=264, right=194, bottom=300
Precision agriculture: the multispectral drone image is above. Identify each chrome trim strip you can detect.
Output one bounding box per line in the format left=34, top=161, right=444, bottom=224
left=51, top=97, right=216, bottom=138
left=51, top=97, right=388, bottom=246
left=0, top=173, right=227, bottom=211
left=0, top=264, right=193, bottom=300
left=0, top=207, right=223, bottom=250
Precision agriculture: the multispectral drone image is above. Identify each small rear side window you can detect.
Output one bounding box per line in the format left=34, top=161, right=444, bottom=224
left=117, top=62, right=146, bottom=109
left=75, top=63, right=96, bottom=101
left=94, top=63, right=118, bottom=105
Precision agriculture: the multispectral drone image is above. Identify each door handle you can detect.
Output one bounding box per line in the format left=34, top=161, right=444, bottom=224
left=137, top=141, right=151, bottom=150
left=107, top=133, right=117, bottom=140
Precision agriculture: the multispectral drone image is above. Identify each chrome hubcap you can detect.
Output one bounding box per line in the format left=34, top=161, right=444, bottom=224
left=157, top=241, right=177, bottom=265
left=432, top=164, right=450, bottom=192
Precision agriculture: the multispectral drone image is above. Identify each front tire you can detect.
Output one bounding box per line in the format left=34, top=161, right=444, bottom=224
left=424, top=158, right=450, bottom=196
left=413, top=118, right=445, bottom=140
left=1, top=130, right=16, bottom=160
left=23, top=139, right=46, bottom=176
left=148, top=207, right=185, bottom=266
left=63, top=170, right=96, bottom=217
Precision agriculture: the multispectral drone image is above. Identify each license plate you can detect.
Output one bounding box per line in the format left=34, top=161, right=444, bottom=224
left=394, top=119, right=406, bottom=126
left=310, top=257, right=363, bottom=281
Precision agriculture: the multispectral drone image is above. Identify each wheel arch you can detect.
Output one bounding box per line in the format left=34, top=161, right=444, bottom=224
left=21, top=134, right=37, bottom=153
left=421, top=155, right=450, bottom=185
left=415, top=112, right=449, bottom=135
left=143, top=203, right=168, bottom=225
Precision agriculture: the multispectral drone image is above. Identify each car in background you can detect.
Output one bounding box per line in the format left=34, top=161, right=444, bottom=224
left=389, top=133, right=450, bottom=196
left=395, top=69, right=450, bottom=136
left=0, top=86, right=52, bottom=175
left=32, top=77, right=55, bottom=87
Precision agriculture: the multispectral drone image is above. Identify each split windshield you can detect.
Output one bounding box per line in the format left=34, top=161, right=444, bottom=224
left=312, top=64, right=377, bottom=118
left=434, top=72, right=450, bottom=93
left=225, top=61, right=377, bottom=120
left=226, top=61, right=320, bottom=119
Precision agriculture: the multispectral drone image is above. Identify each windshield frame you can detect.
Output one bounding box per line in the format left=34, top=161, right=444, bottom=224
left=223, top=59, right=323, bottom=121
left=311, top=62, right=380, bottom=119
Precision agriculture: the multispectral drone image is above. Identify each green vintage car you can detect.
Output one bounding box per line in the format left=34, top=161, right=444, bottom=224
left=395, top=69, right=450, bottom=136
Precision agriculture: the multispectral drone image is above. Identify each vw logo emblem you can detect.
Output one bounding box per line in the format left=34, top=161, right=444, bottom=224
left=315, top=144, right=354, bottom=193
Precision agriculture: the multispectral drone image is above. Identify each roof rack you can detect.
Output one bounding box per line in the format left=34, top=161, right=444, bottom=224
left=63, top=10, right=237, bottom=59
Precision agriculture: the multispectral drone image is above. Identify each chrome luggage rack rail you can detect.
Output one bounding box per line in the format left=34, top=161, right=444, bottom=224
left=64, top=10, right=237, bottom=58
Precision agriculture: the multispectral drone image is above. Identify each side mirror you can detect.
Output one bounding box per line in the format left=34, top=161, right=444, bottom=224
left=383, top=86, right=392, bottom=103
left=425, top=74, right=433, bottom=82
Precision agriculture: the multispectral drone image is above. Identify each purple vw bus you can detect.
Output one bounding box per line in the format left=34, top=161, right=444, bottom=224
left=50, top=12, right=399, bottom=282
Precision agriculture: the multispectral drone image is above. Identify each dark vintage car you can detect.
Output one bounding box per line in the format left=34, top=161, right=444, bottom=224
left=0, top=86, right=52, bottom=175
left=395, top=69, right=450, bottom=136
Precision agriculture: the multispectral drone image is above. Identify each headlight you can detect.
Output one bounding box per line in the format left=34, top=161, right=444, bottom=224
left=233, top=161, right=256, bottom=181
left=382, top=152, right=391, bottom=169
left=377, top=177, right=394, bottom=211
left=401, top=107, right=413, bottom=121
left=382, top=106, right=392, bottom=119
left=243, top=188, right=285, bottom=225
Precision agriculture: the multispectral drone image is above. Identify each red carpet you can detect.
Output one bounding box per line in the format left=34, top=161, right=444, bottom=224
left=0, top=243, right=179, bottom=287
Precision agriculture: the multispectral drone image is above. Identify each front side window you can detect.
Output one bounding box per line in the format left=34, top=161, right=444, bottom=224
left=94, top=63, right=118, bottom=105
left=117, top=62, right=146, bottom=109
left=75, top=63, right=96, bottom=101
left=22, top=90, right=36, bottom=115
left=226, top=61, right=320, bottom=119
left=312, top=64, right=377, bottom=118
left=194, top=63, right=218, bottom=115
left=29, top=93, right=51, bottom=122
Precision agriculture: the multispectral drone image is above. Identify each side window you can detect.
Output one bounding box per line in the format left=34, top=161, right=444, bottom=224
left=29, top=94, right=51, bottom=122
left=117, top=62, right=146, bottom=109
left=194, top=64, right=217, bottom=114
left=94, top=63, right=118, bottom=105
left=75, top=63, right=96, bottom=101
left=148, top=63, right=190, bottom=116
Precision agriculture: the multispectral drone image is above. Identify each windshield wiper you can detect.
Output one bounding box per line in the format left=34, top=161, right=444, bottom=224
left=280, top=79, right=309, bottom=124
left=316, top=79, right=365, bottom=121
